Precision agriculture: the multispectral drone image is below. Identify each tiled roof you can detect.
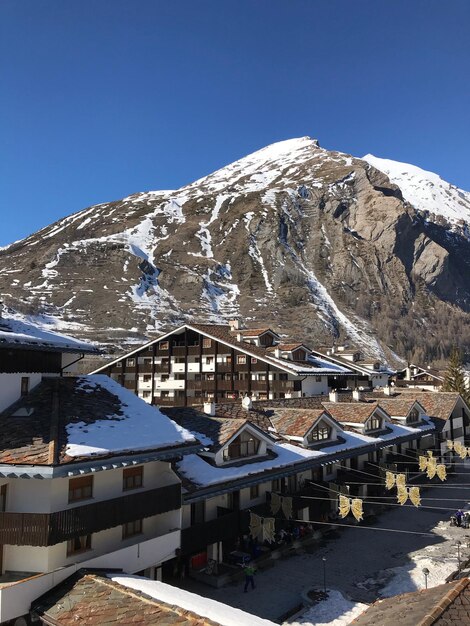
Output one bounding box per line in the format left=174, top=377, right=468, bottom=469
left=188, top=324, right=349, bottom=375
left=321, top=402, right=381, bottom=424
left=162, top=408, right=250, bottom=451
left=266, top=343, right=308, bottom=352
left=269, top=409, right=327, bottom=437
left=32, top=571, right=222, bottom=626
left=212, top=402, right=275, bottom=431
left=351, top=578, right=470, bottom=625
left=240, top=328, right=276, bottom=337
left=0, top=377, right=195, bottom=466
left=372, top=397, right=424, bottom=418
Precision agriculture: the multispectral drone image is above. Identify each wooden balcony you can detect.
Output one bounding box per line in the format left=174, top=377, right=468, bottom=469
left=187, top=345, right=200, bottom=356
left=181, top=508, right=241, bottom=555
left=250, top=381, right=269, bottom=391
left=0, top=484, right=181, bottom=547
left=171, top=346, right=186, bottom=356
left=217, top=363, right=233, bottom=373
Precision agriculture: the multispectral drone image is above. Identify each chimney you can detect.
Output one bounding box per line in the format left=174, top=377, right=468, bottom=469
left=242, top=395, right=253, bottom=410
left=329, top=391, right=339, bottom=403
left=383, top=385, right=393, bottom=396
left=203, top=402, right=215, bottom=416
left=229, top=319, right=240, bottom=331
left=352, top=389, right=364, bottom=402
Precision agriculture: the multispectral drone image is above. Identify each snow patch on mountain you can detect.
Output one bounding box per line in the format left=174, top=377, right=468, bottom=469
left=363, top=154, right=470, bottom=226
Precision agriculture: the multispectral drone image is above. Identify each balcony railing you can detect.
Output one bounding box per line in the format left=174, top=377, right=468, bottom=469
left=0, top=483, right=181, bottom=547
left=181, top=508, right=241, bottom=555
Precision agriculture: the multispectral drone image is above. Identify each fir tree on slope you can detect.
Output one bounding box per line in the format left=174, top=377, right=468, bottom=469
left=442, top=347, right=470, bottom=403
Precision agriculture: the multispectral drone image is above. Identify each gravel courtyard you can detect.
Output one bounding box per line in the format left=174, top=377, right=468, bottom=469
left=174, top=461, right=470, bottom=623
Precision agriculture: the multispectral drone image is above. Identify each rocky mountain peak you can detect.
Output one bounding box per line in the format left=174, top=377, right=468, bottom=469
left=1, top=139, right=469, bottom=364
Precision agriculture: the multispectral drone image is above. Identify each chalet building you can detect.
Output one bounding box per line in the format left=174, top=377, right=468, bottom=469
left=395, top=363, right=445, bottom=390
left=0, top=309, right=99, bottom=411
left=0, top=314, right=200, bottom=625
left=91, top=321, right=353, bottom=407
left=311, top=345, right=395, bottom=388
left=161, top=393, right=436, bottom=576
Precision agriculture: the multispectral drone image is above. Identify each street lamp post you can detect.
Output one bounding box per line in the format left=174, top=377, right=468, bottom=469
left=457, top=541, right=462, bottom=572
left=423, top=567, right=430, bottom=589
left=322, top=556, right=327, bottom=593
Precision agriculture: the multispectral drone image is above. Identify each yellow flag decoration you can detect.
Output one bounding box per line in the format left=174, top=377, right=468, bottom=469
left=455, top=442, right=467, bottom=459
left=385, top=471, right=396, bottom=490
left=426, top=456, right=437, bottom=479
left=409, top=486, right=421, bottom=507
left=385, top=472, right=407, bottom=490
left=436, top=464, right=447, bottom=481
left=338, top=494, right=364, bottom=522
left=397, top=485, right=408, bottom=505
left=427, top=450, right=434, bottom=458
left=447, top=440, right=455, bottom=451
left=397, top=485, right=421, bottom=507
left=419, top=456, right=428, bottom=472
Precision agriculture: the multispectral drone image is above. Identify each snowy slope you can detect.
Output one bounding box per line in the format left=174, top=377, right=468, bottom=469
left=363, top=154, right=470, bottom=226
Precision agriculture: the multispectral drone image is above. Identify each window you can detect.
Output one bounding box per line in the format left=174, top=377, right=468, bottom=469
left=160, top=391, right=170, bottom=398
left=143, top=357, right=152, bottom=365
left=115, top=362, right=122, bottom=368
left=174, top=373, right=186, bottom=380
left=161, top=374, right=169, bottom=381
left=20, top=377, right=29, bottom=396
left=67, top=534, right=91, bottom=556
left=142, top=390, right=151, bottom=398
left=272, top=478, right=281, bottom=492
left=0, top=484, right=7, bottom=512
left=251, top=358, right=257, bottom=364
left=206, top=373, right=215, bottom=381
left=279, top=373, right=288, bottom=381
left=127, top=358, right=135, bottom=367
left=68, top=476, right=93, bottom=503
left=250, top=484, right=259, bottom=499
left=316, top=376, right=322, bottom=383
left=223, top=432, right=260, bottom=461
left=175, top=357, right=186, bottom=363
left=122, top=519, right=143, bottom=539
left=159, top=341, right=169, bottom=350
left=190, top=501, right=205, bottom=525
left=206, top=357, right=213, bottom=365
left=237, top=355, right=246, bottom=365
left=123, top=466, right=143, bottom=491
left=143, top=374, right=151, bottom=382
left=367, top=416, right=382, bottom=431
left=203, top=338, right=212, bottom=348
left=407, top=408, right=420, bottom=424
left=308, top=424, right=332, bottom=442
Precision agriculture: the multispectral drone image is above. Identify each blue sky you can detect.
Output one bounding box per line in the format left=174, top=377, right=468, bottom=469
left=1, top=0, right=469, bottom=245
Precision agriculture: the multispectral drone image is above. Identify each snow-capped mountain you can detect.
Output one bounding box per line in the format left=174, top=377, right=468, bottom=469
left=1, top=137, right=469, bottom=363
left=363, top=154, right=470, bottom=228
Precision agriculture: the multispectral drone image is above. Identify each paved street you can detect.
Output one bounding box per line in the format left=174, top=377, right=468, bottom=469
left=175, top=461, right=470, bottom=622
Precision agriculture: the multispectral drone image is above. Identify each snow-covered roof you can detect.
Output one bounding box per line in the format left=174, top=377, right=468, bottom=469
left=0, top=375, right=197, bottom=466
left=176, top=420, right=434, bottom=489
left=109, top=575, right=276, bottom=626
left=0, top=311, right=98, bottom=354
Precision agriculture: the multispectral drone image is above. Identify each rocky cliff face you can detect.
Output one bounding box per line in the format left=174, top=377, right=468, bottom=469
left=1, top=137, right=469, bottom=363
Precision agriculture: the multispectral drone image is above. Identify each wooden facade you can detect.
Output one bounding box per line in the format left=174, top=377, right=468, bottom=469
left=102, top=327, right=331, bottom=407
left=0, top=348, right=62, bottom=374
left=0, top=483, right=181, bottom=547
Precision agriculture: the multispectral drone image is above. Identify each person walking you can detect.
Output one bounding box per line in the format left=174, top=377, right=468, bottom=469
left=243, top=561, right=256, bottom=592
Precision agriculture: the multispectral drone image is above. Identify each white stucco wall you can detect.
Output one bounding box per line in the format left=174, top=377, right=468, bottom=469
left=0, top=373, right=42, bottom=411
left=301, top=377, right=329, bottom=396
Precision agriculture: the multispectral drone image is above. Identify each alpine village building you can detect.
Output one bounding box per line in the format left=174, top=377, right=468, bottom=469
left=1, top=312, right=470, bottom=625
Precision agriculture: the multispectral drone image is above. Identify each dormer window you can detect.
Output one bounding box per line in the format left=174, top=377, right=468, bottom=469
left=367, top=416, right=382, bottom=431
left=237, top=355, right=247, bottom=365
left=407, top=408, right=420, bottom=424
left=308, top=424, right=331, bottom=443
left=223, top=432, right=260, bottom=461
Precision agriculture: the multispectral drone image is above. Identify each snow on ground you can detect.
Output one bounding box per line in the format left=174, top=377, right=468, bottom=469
left=289, top=590, right=367, bottom=626
left=65, top=375, right=196, bottom=457
left=363, top=154, right=470, bottom=226
left=109, top=574, right=276, bottom=626
left=378, top=521, right=460, bottom=598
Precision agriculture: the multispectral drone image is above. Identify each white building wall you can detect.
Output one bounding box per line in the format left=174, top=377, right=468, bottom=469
left=300, top=377, right=329, bottom=396
left=0, top=373, right=42, bottom=411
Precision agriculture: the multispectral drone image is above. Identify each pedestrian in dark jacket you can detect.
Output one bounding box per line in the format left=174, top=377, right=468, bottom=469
left=456, top=509, right=464, bottom=527
left=243, top=562, right=256, bottom=592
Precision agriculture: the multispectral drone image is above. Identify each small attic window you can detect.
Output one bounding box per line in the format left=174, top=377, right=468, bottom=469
left=307, top=423, right=332, bottom=443
left=407, top=408, right=420, bottom=424
left=12, top=407, right=34, bottom=417
left=366, top=415, right=382, bottom=431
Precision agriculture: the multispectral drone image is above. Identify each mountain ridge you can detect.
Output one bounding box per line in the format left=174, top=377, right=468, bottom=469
left=1, top=138, right=469, bottom=364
